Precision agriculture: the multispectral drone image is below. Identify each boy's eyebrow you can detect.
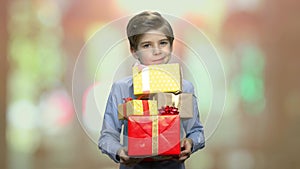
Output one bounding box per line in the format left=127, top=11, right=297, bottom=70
left=159, top=38, right=169, bottom=41
left=139, top=38, right=169, bottom=44
left=140, top=41, right=151, bottom=45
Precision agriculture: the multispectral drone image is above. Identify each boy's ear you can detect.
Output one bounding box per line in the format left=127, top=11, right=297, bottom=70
left=130, top=47, right=139, bottom=59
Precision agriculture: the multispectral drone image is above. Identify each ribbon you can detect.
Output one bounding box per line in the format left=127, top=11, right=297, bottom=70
left=158, top=106, right=179, bottom=115
left=122, top=97, right=133, bottom=117
left=123, top=97, right=133, bottom=103
left=128, top=115, right=179, bottom=156
left=171, top=94, right=180, bottom=108
left=122, top=97, right=152, bottom=117
left=152, top=116, right=159, bottom=155
left=141, top=67, right=150, bottom=93
left=152, top=115, right=180, bottom=155
left=142, top=100, right=150, bottom=116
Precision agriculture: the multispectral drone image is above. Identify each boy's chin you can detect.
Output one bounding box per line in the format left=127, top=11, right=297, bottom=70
left=141, top=59, right=169, bottom=65
left=153, top=59, right=170, bottom=65
left=151, top=61, right=168, bottom=65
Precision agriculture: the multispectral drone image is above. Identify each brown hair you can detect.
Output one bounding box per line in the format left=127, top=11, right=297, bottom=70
left=126, top=11, right=174, bottom=51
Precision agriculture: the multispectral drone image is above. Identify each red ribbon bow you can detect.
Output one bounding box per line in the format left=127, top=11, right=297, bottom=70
left=158, top=106, right=179, bottom=115
left=123, top=97, right=133, bottom=103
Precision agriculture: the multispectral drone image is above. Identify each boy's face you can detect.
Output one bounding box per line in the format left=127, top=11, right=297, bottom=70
left=131, top=30, right=172, bottom=65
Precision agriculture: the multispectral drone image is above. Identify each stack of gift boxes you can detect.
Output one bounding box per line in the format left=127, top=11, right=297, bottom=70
left=117, top=63, right=194, bottom=158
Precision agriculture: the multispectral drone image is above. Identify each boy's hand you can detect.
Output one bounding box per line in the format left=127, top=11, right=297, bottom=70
left=117, top=147, right=143, bottom=167
left=177, top=138, right=193, bottom=161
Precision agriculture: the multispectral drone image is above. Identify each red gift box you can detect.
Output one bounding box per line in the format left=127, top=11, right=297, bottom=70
left=128, top=115, right=180, bottom=157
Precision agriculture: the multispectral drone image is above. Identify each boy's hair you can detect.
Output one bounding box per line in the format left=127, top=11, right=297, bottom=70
left=126, top=11, right=174, bottom=51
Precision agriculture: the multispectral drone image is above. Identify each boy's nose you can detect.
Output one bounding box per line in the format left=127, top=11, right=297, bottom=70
left=153, top=46, right=161, bottom=55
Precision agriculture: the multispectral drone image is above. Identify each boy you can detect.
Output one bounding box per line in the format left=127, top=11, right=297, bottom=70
left=98, top=11, right=205, bottom=169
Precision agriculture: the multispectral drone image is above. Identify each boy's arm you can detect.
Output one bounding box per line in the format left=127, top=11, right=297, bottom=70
left=98, top=83, right=123, bottom=163
left=182, top=81, right=205, bottom=153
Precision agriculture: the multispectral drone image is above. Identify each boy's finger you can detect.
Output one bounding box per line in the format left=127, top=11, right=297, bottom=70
left=180, top=149, right=189, bottom=155
left=120, top=154, right=130, bottom=162
left=181, top=138, right=188, bottom=147
left=178, top=155, right=189, bottom=161
left=180, top=150, right=191, bottom=158
left=181, top=140, right=185, bottom=147
left=179, top=151, right=191, bottom=161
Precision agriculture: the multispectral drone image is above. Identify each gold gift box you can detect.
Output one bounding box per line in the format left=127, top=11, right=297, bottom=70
left=151, top=93, right=194, bottom=118
left=117, top=100, right=159, bottom=119
left=133, top=63, right=182, bottom=96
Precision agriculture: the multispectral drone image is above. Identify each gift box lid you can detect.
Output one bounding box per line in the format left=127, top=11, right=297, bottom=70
left=132, top=63, right=182, bottom=96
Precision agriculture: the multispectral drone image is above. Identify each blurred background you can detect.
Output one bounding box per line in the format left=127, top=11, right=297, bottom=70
left=1, top=0, right=300, bottom=169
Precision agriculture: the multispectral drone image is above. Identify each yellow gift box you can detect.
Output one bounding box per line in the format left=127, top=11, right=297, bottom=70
left=133, top=63, right=182, bottom=96
left=117, top=99, right=159, bottom=120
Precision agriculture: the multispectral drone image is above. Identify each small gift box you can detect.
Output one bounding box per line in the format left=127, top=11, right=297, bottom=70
left=128, top=115, right=180, bottom=157
left=132, top=63, right=182, bottom=97
left=117, top=98, right=159, bottom=120
left=151, top=93, right=194, bottom=118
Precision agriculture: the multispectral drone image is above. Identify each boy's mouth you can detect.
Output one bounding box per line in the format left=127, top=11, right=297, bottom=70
left=153, top=57, right=165, bottom=62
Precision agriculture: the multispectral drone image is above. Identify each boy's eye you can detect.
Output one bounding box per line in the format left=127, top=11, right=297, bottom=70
left=160, top=41, right=169, bottom=46
left=142, top=44, right=151, bottom=48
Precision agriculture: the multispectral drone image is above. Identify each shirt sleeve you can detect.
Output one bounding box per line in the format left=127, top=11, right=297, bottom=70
left=182, top=81, right=205, bottom=153
left=98, top=83, right=123, bottom=163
